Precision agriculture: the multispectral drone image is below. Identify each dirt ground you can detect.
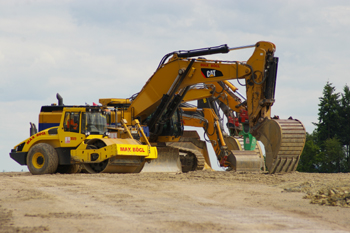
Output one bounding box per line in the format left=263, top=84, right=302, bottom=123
left=0, top=170, right=349, bottom=233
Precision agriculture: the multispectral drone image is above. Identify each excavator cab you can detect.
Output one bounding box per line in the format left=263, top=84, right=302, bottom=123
left=157, top=109, right=183, bottom=138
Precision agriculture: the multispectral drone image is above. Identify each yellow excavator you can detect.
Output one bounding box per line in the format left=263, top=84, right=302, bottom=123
left=100, top=41, right=306, bottom=174
left=180, top=82, right=265, bottom=172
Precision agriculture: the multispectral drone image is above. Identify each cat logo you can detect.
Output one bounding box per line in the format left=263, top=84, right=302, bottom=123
left=207, top=70, right=216, bottom=77
left=201, top=68, right=223, bottom=78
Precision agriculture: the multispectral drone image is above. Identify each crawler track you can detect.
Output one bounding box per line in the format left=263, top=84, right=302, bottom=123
left=166, top=141, right=206, bottom=172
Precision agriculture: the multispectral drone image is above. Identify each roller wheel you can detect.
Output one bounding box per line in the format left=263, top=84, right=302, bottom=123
left=84, top=160, right=109, bottom=173
left=27, top=143, right=58, bottom=175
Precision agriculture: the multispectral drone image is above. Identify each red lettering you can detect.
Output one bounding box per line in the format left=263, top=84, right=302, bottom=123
left=200, top=63, right=209, bottom=67
left=211, top=64, right=220, bottom=68
left=26, top=135, right=36, bottom=144
left=133, top=147, right=145, bottom=153
left=120, top=147, right=131, bottom=152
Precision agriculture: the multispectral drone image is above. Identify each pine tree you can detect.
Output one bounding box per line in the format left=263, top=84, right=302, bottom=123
left=339, top=84, right=350, bottom=171
left=313, top=82, right=341, bottom=149
left=300, top=82, right=350, bottom=173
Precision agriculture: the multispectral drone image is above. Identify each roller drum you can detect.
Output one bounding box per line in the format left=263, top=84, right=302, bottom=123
left=83, top=138, right=147, bottom=173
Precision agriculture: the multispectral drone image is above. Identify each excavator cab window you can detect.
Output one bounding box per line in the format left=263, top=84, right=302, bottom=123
left=159, top=109, right=183, bottom=137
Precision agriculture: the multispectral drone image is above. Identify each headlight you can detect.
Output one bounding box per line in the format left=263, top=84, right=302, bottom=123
left=16, top=143, right=25, bottom=152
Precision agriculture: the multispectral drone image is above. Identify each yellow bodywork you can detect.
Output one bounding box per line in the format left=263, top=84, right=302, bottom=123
left=126, top=59, right=251, bottom=122
left=99, top=98, right=131, bottom=106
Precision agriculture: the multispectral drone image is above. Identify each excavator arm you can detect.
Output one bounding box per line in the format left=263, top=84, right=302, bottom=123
left=182, top=107, right=227, bottom=164
left=183, top=66, right=306, bottom=174
left=181, top=95, right=265, bottom=172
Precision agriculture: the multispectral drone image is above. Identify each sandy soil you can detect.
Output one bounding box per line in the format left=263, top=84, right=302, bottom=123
left=0, top=170, right=349, bottom=233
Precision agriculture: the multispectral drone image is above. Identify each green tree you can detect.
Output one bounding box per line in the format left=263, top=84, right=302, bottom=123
left=313, top=82, right=341, bottom=149
left=318, top=137, right=346, bottom=173
left=297, top=131, right=320, bottom=172
left=339, top=84, right=350, bottom=172
left=307, top=82, right=350, bottom=173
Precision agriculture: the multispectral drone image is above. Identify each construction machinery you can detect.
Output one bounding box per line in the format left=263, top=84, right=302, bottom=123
left=100, top=41, right=306, bottom=174
left=180, top=88, right=265, bottom=172
left=9, top=95, right=158, bottom=175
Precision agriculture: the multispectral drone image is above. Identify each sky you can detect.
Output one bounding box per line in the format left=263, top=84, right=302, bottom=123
left=1, top=0, right=349, bottom=172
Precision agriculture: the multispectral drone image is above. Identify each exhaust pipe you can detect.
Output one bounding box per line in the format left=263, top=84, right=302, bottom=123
left=56, top=93, right=63, bottom=106
left=30, top=122, right=37, bottom=136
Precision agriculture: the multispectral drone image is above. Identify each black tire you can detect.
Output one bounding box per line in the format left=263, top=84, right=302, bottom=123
left=56, top=164, right=82, bottom=174
left=27, top=143, right=59, bottom=175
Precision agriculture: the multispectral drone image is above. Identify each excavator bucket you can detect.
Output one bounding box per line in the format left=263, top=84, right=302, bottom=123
left=255, top=118, right=306, bottom=173
left=227, top=150, right=264, bottom=172
left=141, top=147, right=182, bottom=173
left=224, top=136, right=265, bottom=172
